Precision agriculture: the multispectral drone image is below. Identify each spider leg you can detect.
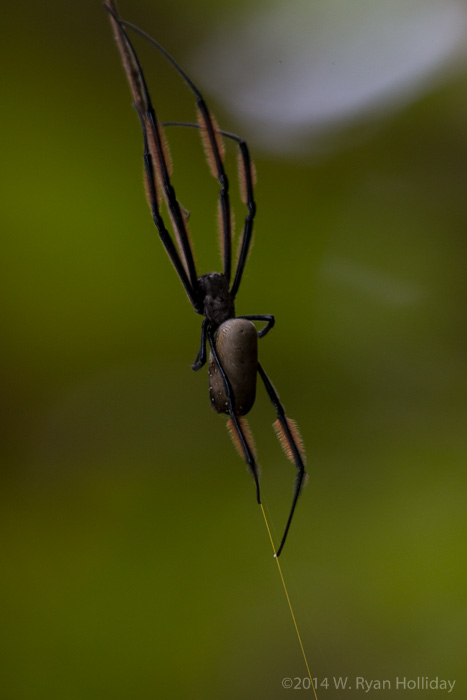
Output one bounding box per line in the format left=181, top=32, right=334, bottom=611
left=228, top=135, right=256, bottom=300
left=192, top=318, right=208, bottom=371
left=163, top=122, right=257, bottom=300
left=120, top=21, right=233, bottom=287
left=105, top=2, right=201, bottom=310
left=238, top=314, right=275, bottom=338
left=133, top=105, right=199, bottom=307
left=208, top=328, right=261, bottom=503
left=257, top=362, right=307, bottom=557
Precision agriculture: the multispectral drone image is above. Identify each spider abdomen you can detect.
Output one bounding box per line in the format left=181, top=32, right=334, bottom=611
left=209, top=319, right=258, bottom=416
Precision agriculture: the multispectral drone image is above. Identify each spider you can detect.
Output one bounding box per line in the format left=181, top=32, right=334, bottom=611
left=105, top=1, right=307, bottom=556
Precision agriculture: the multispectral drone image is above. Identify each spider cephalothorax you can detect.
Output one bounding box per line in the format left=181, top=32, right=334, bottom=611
left=199, top=272, right=235, bottom=326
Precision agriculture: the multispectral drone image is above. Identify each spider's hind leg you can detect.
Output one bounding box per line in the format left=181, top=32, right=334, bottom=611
left=208, top=328, right=261, bottom=503
left=257, top=362, right=307, bottom=557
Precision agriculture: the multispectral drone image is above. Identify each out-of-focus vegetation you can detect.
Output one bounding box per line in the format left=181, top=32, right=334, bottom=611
left=1, top=1, right=465, bottom=698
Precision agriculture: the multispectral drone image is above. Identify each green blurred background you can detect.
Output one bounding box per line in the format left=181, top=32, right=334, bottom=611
left=1, top=1, right=466, bottom=698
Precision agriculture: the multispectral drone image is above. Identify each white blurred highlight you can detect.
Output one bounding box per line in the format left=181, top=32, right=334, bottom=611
left=194, top=0, right=467, bottom=153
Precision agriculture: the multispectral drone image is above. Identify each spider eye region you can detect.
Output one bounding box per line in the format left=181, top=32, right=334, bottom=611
left=209, top=319, right=258, bottom=416
left=199, top=272, right=235, bottom=325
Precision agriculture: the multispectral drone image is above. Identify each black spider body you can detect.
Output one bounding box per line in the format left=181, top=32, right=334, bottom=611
left=105, top=0, right=307, bottom=556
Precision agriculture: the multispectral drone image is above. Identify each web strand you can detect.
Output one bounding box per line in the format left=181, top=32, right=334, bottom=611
left=260, top=503, right=318, bottom=700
